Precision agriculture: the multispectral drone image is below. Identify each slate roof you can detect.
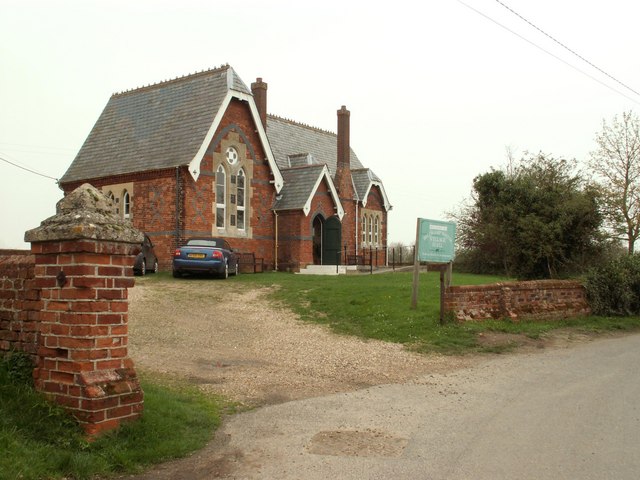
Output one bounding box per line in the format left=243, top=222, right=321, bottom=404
left=60, top=65, right=249, bottom=184
left=59, top=65, right=390, bottom=211
left=273, top=164, right=326, bottom=211
left=352, top=168, right=380, bottom=201
left=266, top=115, right=364, bottom=175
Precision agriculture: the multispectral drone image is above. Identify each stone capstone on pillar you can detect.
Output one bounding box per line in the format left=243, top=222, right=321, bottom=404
left=25, top=183, right=143, bottom=244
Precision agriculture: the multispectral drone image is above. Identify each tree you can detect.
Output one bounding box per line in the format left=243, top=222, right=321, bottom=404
left=589, top=111, right=640, bottom=254
left=450, top=153, right=603, bottom=279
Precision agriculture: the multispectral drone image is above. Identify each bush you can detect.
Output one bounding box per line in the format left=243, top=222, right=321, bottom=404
left=585, top=254, right=640, bottom=316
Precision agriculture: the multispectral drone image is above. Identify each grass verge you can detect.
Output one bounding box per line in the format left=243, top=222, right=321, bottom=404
left=239, top=270, right=640, bottom=354
left=0, top=358, right=230, bottom=480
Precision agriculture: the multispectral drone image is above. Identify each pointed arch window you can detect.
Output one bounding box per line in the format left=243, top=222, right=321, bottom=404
left=362, top=215, right=367, bottom=245
left=122, top=190, right=131, bottom=219
left=374, top=216, right=380, bottom=246
left=368, top=215, right=373, bottom=244
left=237, top=169, right=246, bottom=230
left=216, top=165, right=226, bottom=228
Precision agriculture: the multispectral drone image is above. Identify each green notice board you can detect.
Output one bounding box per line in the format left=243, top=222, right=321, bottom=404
left=417, top=218, right=456, bottom=263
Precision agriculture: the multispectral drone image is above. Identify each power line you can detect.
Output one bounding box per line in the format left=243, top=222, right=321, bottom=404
left=0, top=141, right=75, bottom=152
left=0, top=154, right=59, bottom=182
left=456, top=0, right=640, bottom=107
left=494, top=0, right=640, bottom=98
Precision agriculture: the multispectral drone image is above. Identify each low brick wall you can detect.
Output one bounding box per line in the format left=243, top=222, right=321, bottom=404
left=444, top=280, right=590, bottom=322
left=0, top=250, right=39, bottom=356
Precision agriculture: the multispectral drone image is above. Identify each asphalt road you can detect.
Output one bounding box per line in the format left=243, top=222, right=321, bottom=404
left=216, top=333, right=640, bottom=479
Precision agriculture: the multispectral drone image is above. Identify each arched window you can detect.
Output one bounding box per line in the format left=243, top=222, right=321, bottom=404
left=216, top=165, right=226, bottom=228
left=122, top=190, right=131, bottom=219
left=368, top=215, right=373, bottom=244
left=362, top=215, right=367, bottom=245
left=237, top=169, right=246, bottom=230
left=374, top=216, right=380, bottom=246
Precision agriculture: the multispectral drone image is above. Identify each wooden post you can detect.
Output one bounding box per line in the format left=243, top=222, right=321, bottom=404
left=411, top=218, right=421, bottom=309
left=439, top=269, right=445, bottom=324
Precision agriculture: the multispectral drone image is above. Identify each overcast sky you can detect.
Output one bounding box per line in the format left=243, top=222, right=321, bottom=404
left=1, top=0, right=639, bottom=249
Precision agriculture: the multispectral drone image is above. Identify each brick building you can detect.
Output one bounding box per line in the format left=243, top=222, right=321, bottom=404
left=59, top=65, right=391, bottom=271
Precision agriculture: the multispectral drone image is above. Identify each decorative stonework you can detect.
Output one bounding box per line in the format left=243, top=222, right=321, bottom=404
left=25, top=183, right=142, bottom=244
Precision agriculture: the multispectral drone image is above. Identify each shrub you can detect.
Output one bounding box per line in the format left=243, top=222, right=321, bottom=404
left=585, top=254, right=640, bottom=316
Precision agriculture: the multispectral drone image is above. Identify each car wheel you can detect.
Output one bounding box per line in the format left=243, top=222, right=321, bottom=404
left=221, top=261, right=229, bottom=279
left=140, top=260, right=146, bottom=276
left=152, top=259, right=159, bottom=274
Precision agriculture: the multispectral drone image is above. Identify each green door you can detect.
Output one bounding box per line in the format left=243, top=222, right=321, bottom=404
left=323, top=216, right=342, bottom=265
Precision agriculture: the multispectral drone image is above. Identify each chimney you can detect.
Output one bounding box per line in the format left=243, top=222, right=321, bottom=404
left=251, top=77, right=268, bottom=131
left=337, top=105, right=350, bottom=169
left=335, top=105, right=351, bottom=196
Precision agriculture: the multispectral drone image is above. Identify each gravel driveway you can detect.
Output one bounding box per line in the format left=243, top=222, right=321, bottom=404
left=128, top=276, right=472, bottom=407
left=126, top=275, right=626, bottom=479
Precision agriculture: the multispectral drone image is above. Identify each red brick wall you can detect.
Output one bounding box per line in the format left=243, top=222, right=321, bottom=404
left=0, top=250, right=39, bottom=356
left=276, top=210, right=303, bottom=271
left=32, top=239, right=143, bottom=436
left=61, top=99, right=279, bottom=270
left=200, top=99, right=276, bottom=266
left=0, top=242, right=143, bottom=437
left=444, top=280, right=590, bottom=322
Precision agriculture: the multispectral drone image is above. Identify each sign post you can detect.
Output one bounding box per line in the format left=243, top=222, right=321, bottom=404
left=410, top=218, right=456, bottom=315
left=410, top=218, right=421, bottom=309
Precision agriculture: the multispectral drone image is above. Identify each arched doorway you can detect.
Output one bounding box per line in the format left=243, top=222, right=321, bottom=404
left=323, top=216, right=342, bottom=265
left=312, top=215, right=324, bottom=265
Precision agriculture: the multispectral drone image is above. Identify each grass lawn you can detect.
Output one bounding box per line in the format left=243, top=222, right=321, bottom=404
left=239, top=270, right=640, bottom=354
left=4, top=269, right=639, bottom=479
left=0, top=358, right=231, bottom=480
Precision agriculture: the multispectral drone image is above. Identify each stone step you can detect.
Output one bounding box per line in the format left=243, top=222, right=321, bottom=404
left=297, top=265, right=347, bottom=275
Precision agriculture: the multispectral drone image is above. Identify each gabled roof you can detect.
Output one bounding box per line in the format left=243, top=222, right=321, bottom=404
left=273, top=164, right=344, bottom=219
left=352, top=168, right=392, bottom=211
left=59, top=65, right=284, bottom=191
left=266, top=115, right=364, bottom=176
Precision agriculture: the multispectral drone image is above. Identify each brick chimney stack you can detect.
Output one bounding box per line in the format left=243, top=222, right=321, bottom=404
left=335, top=105, right=351, bottom=196
left=251, top=77, right=268, bottom=131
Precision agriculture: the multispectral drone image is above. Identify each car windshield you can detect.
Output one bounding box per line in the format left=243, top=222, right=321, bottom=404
left=187, top=239, right=219, bottom=248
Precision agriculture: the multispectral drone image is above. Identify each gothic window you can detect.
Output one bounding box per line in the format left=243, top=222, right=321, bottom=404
left=123, top=190, right=131, bottom=219
left=368, top=215, right=373, bottom=244
left=374, top=216, right=380, bottom=246
left=237, top=169, right=246, bottom=230
left=215, top=143, right=249, bottom=234
left=216, top=165, right=226, bottom=228
left=362, top=215, right=367, bottom=245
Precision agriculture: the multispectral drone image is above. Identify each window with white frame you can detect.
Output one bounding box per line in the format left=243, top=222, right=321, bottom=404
left=368, top=215, right=373, bottom=244
left=374, top=216, right=380, bottom=246
left=122, top=190, right=131, bottom=219
left=237, top=169, right=246, bottom=230
left=362, top=215, right=367, bottom=245
left=216, top=165, right=226, bottom=228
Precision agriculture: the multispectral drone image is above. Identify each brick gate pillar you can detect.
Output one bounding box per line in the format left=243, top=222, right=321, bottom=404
left=25, top=183, right=144, bottom=436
